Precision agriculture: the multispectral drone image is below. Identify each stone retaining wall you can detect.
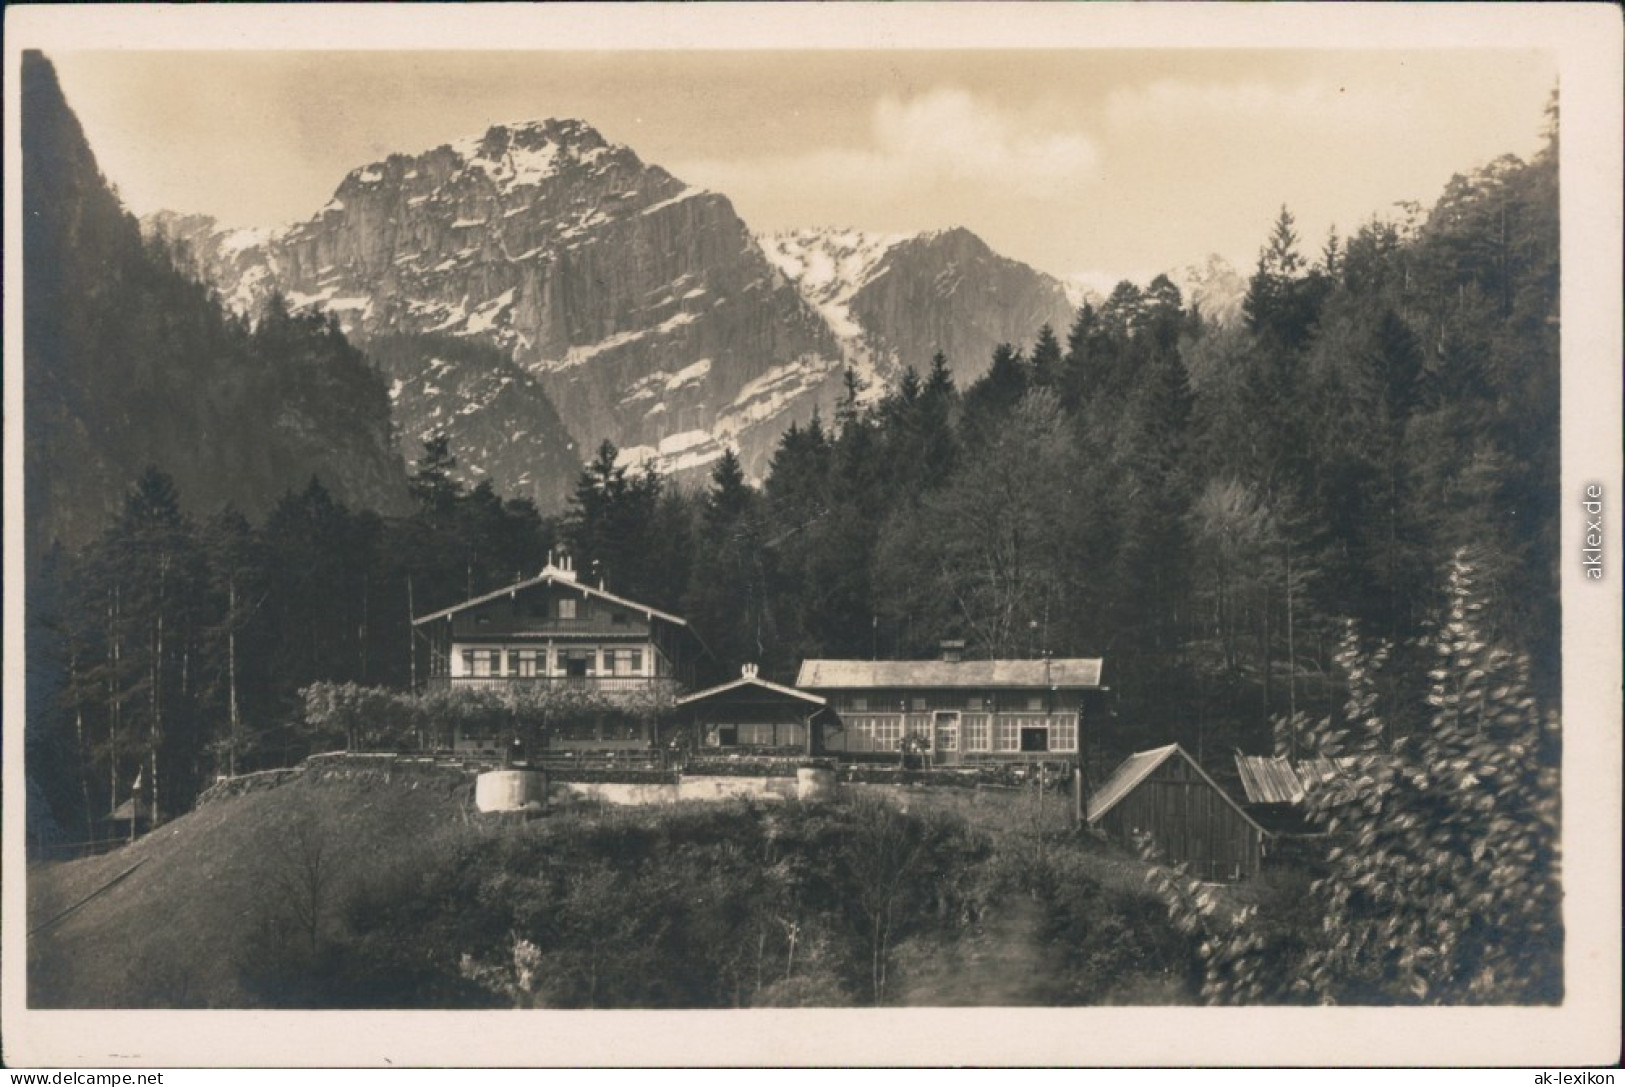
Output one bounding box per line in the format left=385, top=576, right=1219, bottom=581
left=561, top=774, right=805, bottom=807
left=195, top=753, right=473, bottom=807
left=197, top=755, right=840, bottom=812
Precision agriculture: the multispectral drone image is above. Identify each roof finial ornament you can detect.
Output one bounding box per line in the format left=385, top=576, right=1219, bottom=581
left=742, top=663, right=758, bottom=678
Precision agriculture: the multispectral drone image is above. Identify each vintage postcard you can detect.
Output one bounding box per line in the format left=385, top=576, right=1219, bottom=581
left=3, top=2, right=1620, bottom=1069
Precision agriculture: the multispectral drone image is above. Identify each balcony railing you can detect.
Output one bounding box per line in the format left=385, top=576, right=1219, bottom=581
left=454, top=617, right=651, bottom=636
left=429, top=675, right=680, bottom=695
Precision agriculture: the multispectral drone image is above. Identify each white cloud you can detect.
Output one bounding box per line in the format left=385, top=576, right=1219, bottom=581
left=870, top=88, right=1100, bottom=194
left=674, top=87, right=1100, bottom=208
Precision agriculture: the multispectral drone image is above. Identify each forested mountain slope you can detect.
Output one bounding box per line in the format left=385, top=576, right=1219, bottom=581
left=23, top=51, right=409, bottom=565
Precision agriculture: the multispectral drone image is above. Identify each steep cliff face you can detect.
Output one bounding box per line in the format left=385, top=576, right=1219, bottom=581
left=763, top=226, right=1078, bottom=388
left=364, top=333, right=582, bottom=509
left=150, top=120, right=1091, bottom=498
left=23, top=52, right=408, bottom=561
left=153, top=120, right=845, bottom=487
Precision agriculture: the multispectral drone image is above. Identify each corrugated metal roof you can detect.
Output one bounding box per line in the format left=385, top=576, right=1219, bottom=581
left=1234, top=754, right=1361, bottom=805
left=795, top=658, right=1104, bottom=690
left=1086, top=744, right=1179, bottom=823
left=412, top=569, right=688, bottom=628
left=1088, top=743, right=1265, bottom=833
left=677, top=674, right=826, bottom=708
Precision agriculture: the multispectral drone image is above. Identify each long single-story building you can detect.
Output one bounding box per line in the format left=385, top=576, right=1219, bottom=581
left=797, top=642, right=1106, bottom=764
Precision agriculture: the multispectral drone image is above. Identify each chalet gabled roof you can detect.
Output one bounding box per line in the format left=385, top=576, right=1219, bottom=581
left=1233, top=754, right=1362, bottom=805
left=795, top=658, right=1104, bottom=690
left=677, top=671, right=827, bottom=709
left=412, top=566, right=689, bottom=628
left=1087, top=743, right=1265, bottom=833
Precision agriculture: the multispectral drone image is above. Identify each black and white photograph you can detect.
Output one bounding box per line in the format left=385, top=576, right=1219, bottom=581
left=4, top=3, right=1620, bottom=1069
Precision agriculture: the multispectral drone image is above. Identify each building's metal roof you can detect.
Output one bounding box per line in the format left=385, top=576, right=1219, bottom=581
left=1233, top=754, right=1361, bottom=805
left=1086, top=744, right=1179, bottom=823
left=795, top=658, right=1104, bottom=690
left=107, top=798, right=169, bottom=821
left=412, top=567, right=689, bottom=629
left=1087, top=743, right=1264, bottom=833
left=677, top=674, right=827, bottom=708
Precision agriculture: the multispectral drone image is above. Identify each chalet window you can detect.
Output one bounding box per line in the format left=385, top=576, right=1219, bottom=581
left=995, top=717, right=1023, bottom=752
left=605, top=649, right=643, bottom=676
left=910, top=697, right=928, bottom=712
left=739, top=724, right=776, bottom=746
left=1019, top=727, right=1050, bottom=752
left=1026, top=695, right=1045, bottom=712
left=558, top=598, right=578, bottom=620
left=872, top=715, right=903, bottom=750
left=962, top=715, right=990, bottom=752
left=463, top=649, right=500, bottom=678
left=1049, top=717, right=1078, bottom=752
left=965, top=696, right=985, bottom=712
left=850, top=696, right=868, bottom=712
left=510, top=649, right=543, bottom=677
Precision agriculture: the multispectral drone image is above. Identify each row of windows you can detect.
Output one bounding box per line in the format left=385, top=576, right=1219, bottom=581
left=706, top=723, right=807, bottom=747
left=460, top=647, right=645, bottom=677
left=843, top=714, right=1078, bottom=753
left=843, top=694, right=1058, bottom=713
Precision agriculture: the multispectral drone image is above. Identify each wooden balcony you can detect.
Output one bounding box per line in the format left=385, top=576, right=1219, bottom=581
left=428, top=675, right=682, bottom=696
left=452, top=616, right=652, bottom=638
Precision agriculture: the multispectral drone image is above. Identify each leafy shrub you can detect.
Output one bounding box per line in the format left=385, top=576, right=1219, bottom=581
left=1015, top=838, right=1201, bottom=1004
left=1144, top=555, right=1562, bottom=1005
left=321, top=797, right=991, bottom=1008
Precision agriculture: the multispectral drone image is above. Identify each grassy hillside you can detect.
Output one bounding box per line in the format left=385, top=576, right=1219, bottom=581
left=28, top=764, right=473, bottom=1007
left=29, top=768, right=1213, bottom=1009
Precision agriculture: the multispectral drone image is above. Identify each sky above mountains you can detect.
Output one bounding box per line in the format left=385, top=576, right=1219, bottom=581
left=51, top=47, right=1556, bottom=284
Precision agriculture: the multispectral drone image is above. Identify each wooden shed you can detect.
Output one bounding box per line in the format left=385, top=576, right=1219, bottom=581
left=1088, top=743, right=1266, bottom=881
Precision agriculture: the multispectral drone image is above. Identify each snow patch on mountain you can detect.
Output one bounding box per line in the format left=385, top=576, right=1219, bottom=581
left=1061, top=255, right=1246, bottom=325
left=620, top=358, right=714, bottom=406
left=440, top=119, right=617, bottom=196
left=464, top=288, right=517, bottom=335
left=760, top=227, right=905, bottom=341
left=639, top=188, right=707, bottom=217
left=544, top=311, right=701, bottom=373
left=718, top=354, right=846, bottom=434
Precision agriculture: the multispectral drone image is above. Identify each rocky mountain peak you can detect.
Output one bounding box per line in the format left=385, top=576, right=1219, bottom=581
left=146, top=121, right=1083, bottom=504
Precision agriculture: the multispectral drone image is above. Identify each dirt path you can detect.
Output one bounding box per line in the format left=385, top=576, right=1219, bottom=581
left=892, top=895, right=1062, bottom=1006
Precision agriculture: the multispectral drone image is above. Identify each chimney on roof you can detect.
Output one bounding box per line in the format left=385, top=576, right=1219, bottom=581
left=545, top=550, right=578, bottom=582
left=940, top=639, right=966, bottom=664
